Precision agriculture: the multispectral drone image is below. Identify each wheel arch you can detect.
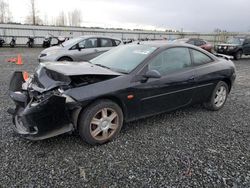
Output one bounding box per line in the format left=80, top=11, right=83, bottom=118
left=221, top=78, right=232, bottom=92
left=57, top=56, right=74, bottom=61
left=74, top=95, right=127, bottom=130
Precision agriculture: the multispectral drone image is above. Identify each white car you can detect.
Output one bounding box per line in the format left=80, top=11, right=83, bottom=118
left=38, top=36, right=123, bottom=62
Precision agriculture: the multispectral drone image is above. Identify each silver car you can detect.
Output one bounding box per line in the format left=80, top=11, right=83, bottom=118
left=38, top=36, right=123, bottom=62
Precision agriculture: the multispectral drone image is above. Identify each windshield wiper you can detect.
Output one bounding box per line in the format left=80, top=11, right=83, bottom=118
left=94, top=64, right=128, bottom=74
left=94, top=64, right=111, bottom=70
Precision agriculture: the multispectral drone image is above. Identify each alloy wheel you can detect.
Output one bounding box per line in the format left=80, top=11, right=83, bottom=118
left=89, top=108, right=119, bottom=141
left=214, top=85, right=227, bottom=108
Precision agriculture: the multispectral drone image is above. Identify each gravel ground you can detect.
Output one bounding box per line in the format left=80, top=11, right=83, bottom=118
left=0, top=48, right=250, bottom=187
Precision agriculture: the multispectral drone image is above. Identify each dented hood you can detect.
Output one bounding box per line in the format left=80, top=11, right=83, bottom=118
left=40, top=61, right=121, bottom=76
left=31, top=62, right=121, bottom=93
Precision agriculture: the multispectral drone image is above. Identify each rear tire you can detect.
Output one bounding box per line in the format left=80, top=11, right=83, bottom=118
left=203, top=81, right=229, bottom=111
left=234, top=50, right=242, bottom=60
left=78, top=100, right=123, bottom=145
left=58, top=57, right=73, bottom=61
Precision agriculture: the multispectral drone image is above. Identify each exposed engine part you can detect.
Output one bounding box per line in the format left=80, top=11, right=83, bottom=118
left=70, top=75, right=117, bottom=87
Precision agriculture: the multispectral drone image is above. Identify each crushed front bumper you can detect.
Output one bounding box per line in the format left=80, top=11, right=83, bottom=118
left=8, top=72, right=74, bottom=140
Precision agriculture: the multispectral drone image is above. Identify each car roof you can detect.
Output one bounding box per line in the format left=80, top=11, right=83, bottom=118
left=131, top=40, right=217, bottom=60
left=135, top=40, right=200, bottom=49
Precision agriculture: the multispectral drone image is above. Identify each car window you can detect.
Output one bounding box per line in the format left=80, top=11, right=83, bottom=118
left=78, top=38, right=97, bottom=49
left=148, top=47, right=191, bottom=76
left=100, top=38, right=113, bottom=47
left=191, top=49, right=213, bottom=65
left=227, top=38, right=243, bottom=45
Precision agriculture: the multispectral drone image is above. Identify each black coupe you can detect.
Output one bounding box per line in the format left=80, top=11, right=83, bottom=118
left=8, top=42, right=236, bottom=145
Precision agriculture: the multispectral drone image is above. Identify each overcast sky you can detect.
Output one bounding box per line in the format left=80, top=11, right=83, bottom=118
left=7, top=0, right=250, bottom=32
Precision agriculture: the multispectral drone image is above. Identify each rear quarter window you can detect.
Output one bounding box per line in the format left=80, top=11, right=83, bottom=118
left=191, top=49, right=213, bottom=65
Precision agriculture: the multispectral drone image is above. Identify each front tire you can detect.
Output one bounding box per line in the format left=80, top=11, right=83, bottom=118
left=203, top=81, right=229, bottom=111
left=78, top=100, right=123, bottom=145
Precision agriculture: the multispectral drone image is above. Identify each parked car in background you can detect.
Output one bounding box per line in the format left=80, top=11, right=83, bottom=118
left=215, top=37, right=250, bottom=60
left=175, top=38, right=213, bottom=52
left=9, top=42, right=236, bottom=145
left=38, top=36, right=123, bottom=62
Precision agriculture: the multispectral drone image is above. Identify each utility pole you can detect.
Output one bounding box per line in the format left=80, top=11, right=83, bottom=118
left=31, top=0, right=36, bottom=25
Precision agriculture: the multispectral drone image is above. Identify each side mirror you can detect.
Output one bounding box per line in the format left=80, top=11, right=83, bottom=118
left=144, top=70, right=161, bottom=79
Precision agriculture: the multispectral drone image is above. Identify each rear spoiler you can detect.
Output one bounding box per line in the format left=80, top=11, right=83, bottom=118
left=213, top=53, right=233, bottom=60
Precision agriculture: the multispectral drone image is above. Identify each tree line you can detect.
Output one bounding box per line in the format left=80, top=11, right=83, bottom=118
left=0, top=0, right=82, bottom=26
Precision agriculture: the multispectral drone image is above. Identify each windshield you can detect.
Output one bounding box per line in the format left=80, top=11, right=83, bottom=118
left=90, top=45, right=157, bottom=73
left=61, top=37, right=83, bottom=47
left=227, top=38, right=243, bottom=45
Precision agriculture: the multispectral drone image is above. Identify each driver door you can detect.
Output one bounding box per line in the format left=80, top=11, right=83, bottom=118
left=134, top=47, right=195, bottom=117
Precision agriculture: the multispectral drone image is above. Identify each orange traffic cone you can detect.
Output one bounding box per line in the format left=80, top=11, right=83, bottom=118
left=23, top=71, right=29, bottom=81
left=16, top=54, right=23, bottom=65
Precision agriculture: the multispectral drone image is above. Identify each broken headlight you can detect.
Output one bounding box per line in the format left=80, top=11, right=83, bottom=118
left=58, top=88, right=76, bottom=103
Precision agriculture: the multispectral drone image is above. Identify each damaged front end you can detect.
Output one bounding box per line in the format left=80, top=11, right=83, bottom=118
left=8, top=70, right=76, bottom=140
left=7, top=62, right=121, bottom=140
